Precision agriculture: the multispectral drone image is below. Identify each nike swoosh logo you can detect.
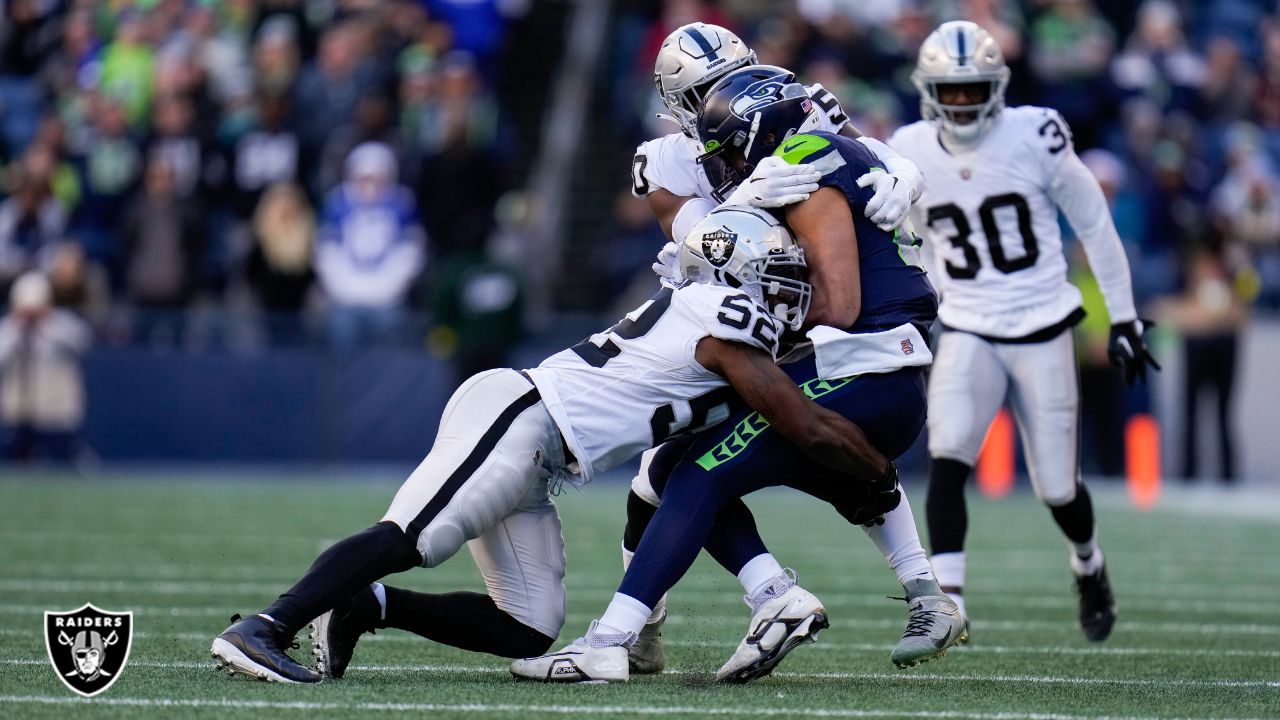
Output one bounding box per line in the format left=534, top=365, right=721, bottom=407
left=781, top=140, right=806, bottom=154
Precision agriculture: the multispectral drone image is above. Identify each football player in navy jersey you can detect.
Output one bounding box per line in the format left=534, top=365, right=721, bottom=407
left=512, top=66, right=966, bottom=685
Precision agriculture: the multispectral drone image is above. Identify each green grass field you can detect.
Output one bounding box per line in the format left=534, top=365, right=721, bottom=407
left=0, top=472, right=1277, bottom=719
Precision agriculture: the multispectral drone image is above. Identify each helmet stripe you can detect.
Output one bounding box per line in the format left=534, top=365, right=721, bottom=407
left=955, top=26, right=967, bottom=66
left=684, top=26, right=721, bottom=62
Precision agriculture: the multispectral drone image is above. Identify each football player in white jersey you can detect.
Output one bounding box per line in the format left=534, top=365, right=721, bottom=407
left=887, top=21, right=1158, bottom=643
left=636, top=22, right=924, bottom=248
left=209, top=206, right=900, bottom=684
left=618, top=24, right=945, bottom=677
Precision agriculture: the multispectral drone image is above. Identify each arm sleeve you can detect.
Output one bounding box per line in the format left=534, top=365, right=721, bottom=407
left=671, top=197, right=718, bottom=244
left=856, top=135, right=924, bottom=203
left=1049, top=151, right=1137, bottom=324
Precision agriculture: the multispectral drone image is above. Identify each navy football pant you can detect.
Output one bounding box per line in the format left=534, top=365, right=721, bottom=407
left=619, top=358, right=926, bottom=608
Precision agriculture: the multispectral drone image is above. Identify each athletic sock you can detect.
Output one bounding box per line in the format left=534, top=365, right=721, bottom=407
left=381, top=586, right=554, bottom=658
left=1049, top=483, right=1097, bottom=546
left=262, top=521, right=421, bottom=635
left=737, top=553, right=785, bottom=597
left=931, top=551, right=967, bottom=615
left=926, top=457, right=971, bottom=555
left=862, top=497, right=934, bottom=584
left=1070, top=546, right=1105, bottom=576
left=370, top=582, right=387, bottom=622
left=597, top=592, right=654, bottom=638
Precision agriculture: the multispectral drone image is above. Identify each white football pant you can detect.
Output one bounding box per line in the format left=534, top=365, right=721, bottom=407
left=382, top=368, right=570, bottom=638
left=927, top=329, right=1080, bottom=505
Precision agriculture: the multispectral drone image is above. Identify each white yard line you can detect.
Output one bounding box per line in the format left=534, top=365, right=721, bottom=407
left=5, top=628, right=1280, bottom=659
left=1, top=579, right=1272, bottom=615
left=1, top=608, right=1276, bottom=637
left=1, top=660, right=1277, bottom=690
left=0, top=694, right=1273, bottom=720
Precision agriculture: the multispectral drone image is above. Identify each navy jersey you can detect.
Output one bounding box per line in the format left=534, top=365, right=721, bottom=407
left=773, top=132, right=938, bottom=335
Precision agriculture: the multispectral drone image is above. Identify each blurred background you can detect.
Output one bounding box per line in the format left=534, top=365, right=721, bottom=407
left=0, top=0, right=1276, bottom=485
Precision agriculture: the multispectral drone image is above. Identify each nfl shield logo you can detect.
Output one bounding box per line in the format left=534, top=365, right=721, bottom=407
left=44, top=603, right=133, bottom=697
left=701, top=228, right=738, bottom=268
left=901, top=338, right=915, bottom=355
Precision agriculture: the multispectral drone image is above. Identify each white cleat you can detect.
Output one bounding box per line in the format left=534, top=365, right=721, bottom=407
left=510, top=621, right=634, bottom=684
left=891, top=577, right=966, bottom=668
left=629, top=610, right=666, bottom=674
left=716, top=570, right=828, bottom=684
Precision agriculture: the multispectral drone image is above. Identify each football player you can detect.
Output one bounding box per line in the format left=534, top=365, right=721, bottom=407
left=888, top=21, right=1158, bottom=643
left=512, top=68, right=965, bottom=684
left=210, top=206, right=899, bottom=684
left=619, top=23, right=944, bottom=677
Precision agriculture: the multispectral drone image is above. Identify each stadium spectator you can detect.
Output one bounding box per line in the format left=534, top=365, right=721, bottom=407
left=98, top=10, right=157, bottom=129
left=0, top=271, right=91, bottom=463
left=1028, top=0, right=1115, bottom=148
left=226, top=93, right=300, bottom=219
left=291, top=23, right=369, bottom=168
left=414, top=52, right=502, bottom=261
left=1210, top=124, right=1280, bottom=307
left=1154, top=245, right=1249, bottom=482
left=247, top=182, right=315, bottom=344
left=1109, top=0, right=1206, bottom=115
left=71, top=95, right=143, bottom=269
left=0, top=151, right=67, bottom=292
left=314, top=142, right=425, bottom=353
left=120, top=156, right=204, bottom=343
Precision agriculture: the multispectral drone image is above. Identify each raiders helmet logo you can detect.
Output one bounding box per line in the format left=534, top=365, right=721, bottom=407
left=701, top=228, right=738, bottom=267
left=45, top=603, right=133, bottom=697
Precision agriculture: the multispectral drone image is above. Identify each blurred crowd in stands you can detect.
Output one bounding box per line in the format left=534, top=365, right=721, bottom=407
left=0, top=0, right=525, bottom=355
left=1, top=0, right=1276, bottom=475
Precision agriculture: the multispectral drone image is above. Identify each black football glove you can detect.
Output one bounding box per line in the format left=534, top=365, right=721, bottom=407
left=848, top=461, right=903, bottom=528
left=1108, top=319, right=1161, bottom=386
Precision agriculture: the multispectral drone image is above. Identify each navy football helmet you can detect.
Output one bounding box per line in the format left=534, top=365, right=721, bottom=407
left=695, top=65, right=815, bottom=202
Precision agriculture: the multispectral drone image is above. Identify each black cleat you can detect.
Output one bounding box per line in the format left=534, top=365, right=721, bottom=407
left=311, top=585, right=381, bottom=679
left=211, top=614, right=321, bottom=683
left=1075, top=565, right=1117, bottom=642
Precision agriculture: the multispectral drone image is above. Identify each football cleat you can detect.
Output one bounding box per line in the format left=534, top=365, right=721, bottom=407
left=1075, top=564, right=1117, bottom=642
left=628, top=610, right=666, bottom=674
left=510, top=621, right=634, bottom=683
left=716, top=570, right=829, bottom=684
left=211, top=614, right=321, bottom=683
left=311, top=584, right=381, bottom=679
left=890, top=577, right=966, bottom=668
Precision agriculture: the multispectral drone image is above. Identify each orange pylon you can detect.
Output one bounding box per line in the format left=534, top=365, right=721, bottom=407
left=977, top=408, right=1015, bottom=497
left=1126, top=413, right=1161, bottom=510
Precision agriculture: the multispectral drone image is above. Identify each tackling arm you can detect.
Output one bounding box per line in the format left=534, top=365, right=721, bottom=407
left=784, top=187, right=861, bottom=329
left=695, top=336, right=889, bottom=479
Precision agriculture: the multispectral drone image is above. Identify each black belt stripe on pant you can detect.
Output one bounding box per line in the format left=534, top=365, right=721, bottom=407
left=406, top=386, right=542, bottom=537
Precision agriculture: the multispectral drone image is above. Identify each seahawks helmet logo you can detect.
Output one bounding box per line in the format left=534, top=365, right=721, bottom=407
left=730, top=79, right=805, bottom=119
left=702, top=228, right=737, bottom=267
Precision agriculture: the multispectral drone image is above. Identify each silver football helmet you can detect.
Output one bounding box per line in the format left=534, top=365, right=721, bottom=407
left=654, top=22, right=757, bottom=135
left=912, top=21, right=1010, bottom=145
left=680, top=205, right=811, bottom=331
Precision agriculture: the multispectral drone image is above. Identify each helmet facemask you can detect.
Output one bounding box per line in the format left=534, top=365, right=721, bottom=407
left=912, top=21, right=1011, bottom=146
left=915, top=74, right=1009, bottom=144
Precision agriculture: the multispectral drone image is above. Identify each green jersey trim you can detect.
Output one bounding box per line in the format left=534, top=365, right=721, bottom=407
left=773, top=134, right=832, bottom=165
left=693, top=375, right=858, bottom=471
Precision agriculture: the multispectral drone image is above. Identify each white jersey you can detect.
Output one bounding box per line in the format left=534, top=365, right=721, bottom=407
left=889, top=106, right=1103, bottom=339
left=632, top=83, right=850, bottom=200
left=527, top=282, right=781, bottom=483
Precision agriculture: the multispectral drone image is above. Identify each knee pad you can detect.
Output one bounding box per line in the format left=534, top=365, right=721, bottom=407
left=415, top=519, right=466, bottom=568
left=1038, top=478, right=1078, bottom=507
left=630, top=470, right=661, bottom=508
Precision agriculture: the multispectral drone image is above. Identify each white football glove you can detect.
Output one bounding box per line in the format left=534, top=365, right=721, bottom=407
left=724, top=156, right=821, bottom=209
left=856, top=169, right=912, bottom=231
left=651, top=240, right=682, bottom=283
